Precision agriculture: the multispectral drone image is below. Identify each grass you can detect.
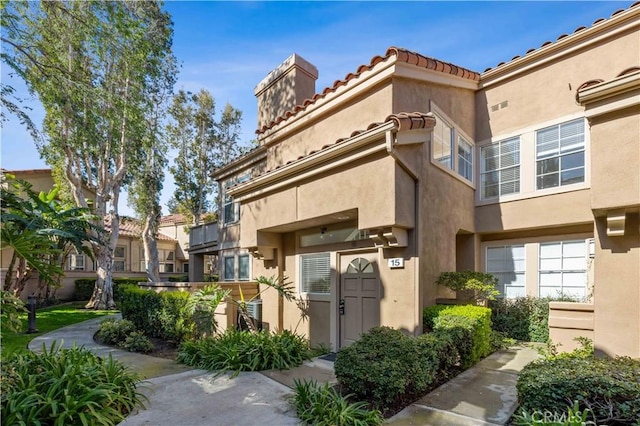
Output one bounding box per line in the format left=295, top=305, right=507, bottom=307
left=1, top=301, right=115, bottom=354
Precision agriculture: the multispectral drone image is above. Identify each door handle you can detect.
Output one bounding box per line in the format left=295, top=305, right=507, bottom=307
left=339, top=299, right=345, bottom=315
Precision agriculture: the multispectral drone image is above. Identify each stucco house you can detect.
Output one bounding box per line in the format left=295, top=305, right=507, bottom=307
left=190, top=3, right=639, bottom=357
left=1, top=169, right=188, bottom=299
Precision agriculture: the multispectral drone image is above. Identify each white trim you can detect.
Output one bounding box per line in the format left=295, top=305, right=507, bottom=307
left=229, top=122, right=394, bottom=201
left=577, top=71, right=640, bottom=104
left=480, top=8, right=640, bottom=88
left=394, top=62, right=479, bottom=91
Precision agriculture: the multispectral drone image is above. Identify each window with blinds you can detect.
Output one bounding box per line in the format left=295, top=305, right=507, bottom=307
left=481, top=137, right=520, bottom=199
left=300, top=253, right=331, bottom=294
left=536, top=118, right=585, bottom=190
left=486, top=245, right=525, bottom=298
left=432, top=116, right=454, bottom=169
left=539, top=240, right=587, bottom=300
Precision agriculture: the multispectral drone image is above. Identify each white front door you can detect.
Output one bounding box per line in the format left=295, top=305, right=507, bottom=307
left=339, top=252, right=380, bottom=348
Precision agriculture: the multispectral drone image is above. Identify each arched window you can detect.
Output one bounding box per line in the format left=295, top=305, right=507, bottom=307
left=346, top=258, right=373, bottom=274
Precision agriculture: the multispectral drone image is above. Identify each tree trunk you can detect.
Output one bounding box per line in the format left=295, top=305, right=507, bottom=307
left=86, top=243, right=116, bottom=309
left=12, top=256, right=33, bottom=297
left=142, top=216, right=161, bottom=282
left=4, top=251, right=18, bottom=291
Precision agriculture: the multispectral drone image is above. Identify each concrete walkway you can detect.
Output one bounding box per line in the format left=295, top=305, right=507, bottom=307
left=29, top=317, right=537, bottom=425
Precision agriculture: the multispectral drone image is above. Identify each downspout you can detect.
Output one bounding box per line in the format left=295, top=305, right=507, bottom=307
left=385, top=129, right=423, bottom=335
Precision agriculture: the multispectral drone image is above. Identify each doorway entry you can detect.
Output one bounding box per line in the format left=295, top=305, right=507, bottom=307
left=339, top=251, right=380, bottom=348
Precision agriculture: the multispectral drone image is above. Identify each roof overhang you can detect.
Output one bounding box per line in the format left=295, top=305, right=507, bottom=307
left=576, top=70, right=640, bottom=117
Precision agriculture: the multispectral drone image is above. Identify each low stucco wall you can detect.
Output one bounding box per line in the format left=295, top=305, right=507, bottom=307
left=548, top=301, right=594, bottom=352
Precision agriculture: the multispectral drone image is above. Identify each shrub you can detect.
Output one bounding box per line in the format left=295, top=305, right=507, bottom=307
left=119, top=284, right=192, bottom=342
left=74, top=278, right=96, bottom=301
left=517, top=356, right=640, bottom=424
left=292, top=379, right=383, bottom=426
left=96, top=318, right=137, bottom=345
left=168, top=275, right=189, bottom=282
left=513, top=401, right=596, bottom=426
left=334, top=327, right=438, bottom=410
left=424, top=304, right=492, bottom=367
left=177, top=329, right=309, bottom=375
left=436, top=271, right=500, bottom=303
left=489, top=297, right=553, bottom=342
left=1, top=343, right=145, bottom=425
left=187, top=284, right=230, bottom=339
left=120, top=331, right=155, bottom=354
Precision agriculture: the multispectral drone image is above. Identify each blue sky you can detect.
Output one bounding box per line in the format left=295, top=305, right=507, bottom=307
left=1, top=1, right=631, bottom=217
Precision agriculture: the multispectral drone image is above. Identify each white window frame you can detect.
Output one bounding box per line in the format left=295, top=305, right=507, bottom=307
left=223, top=256, right=235, bottom=281
left=113, top=245, right=126, bottom=272
left=222, top=173, right=250, bottom=226
left=299, top=253, right=331, bottom=295
left=430, top=102, right=475, bottom=185
left=238, top=254, right=250, bottom=281
left=68, top=251, right=85, bottom=271
left=538, top=240, right=588, bottom=300
left=535, top=118, right=586, bottom=190
left=485, top=244, right=525, bottom=299
left=480, top=136, right=520, bottom=200
left=458, top=135, right=473, bottom=181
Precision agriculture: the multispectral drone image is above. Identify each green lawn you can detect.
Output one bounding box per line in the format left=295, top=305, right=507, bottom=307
left=1, top=302, right=115, bottom=354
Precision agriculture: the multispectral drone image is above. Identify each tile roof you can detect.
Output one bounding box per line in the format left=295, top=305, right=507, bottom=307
left=256, top=47, right=478, bottom=136
left=234, top=112, right=434, bottom=189
left=159, top=214, right=188, bottom=225
left=104, top=216, right=176, bottom=241
left=482, top=1, right=640, bottom=73
left=575, top=66, right=640, bottom=101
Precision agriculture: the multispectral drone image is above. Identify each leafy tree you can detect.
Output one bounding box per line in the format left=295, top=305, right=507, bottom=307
left=128, top=59, right=177, bottom=283
left=167, top=89, right=243, bottom=226
left=1, top=175, right=100, bottom=300
left=1, top=1, right=177, bottom=308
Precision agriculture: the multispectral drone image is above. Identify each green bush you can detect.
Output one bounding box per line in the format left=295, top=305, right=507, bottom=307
left=96, top=318, right=137, bottom=345
left=119, top=284, right=192, bottom=342
left=517, top=356, right=640, bottom=424
left=74, top=277, right=139, bottom=302
left=292, top=379, right=383, bottom=426
left=177, top=329, right=309, bottom=375
left=424, top=304, right=492, bottom=367
left=334, top=327, right=440, bottom=410
left=168, top=275, right=189, bottom=282
left=489, top=297, right=553, bottom=342
left=436, top=271, right=500, bottom=303
left=1, top=343, right=145, bottom=425
left=120, top=331, right=155, bottom=354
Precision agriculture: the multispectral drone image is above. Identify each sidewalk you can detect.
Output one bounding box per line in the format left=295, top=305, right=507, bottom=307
left=387, top=345, right=540, bottom=425
left=29, top=318, right=537, bottom=425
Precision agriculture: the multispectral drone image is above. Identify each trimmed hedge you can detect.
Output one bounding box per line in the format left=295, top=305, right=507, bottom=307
left=118, top=284, right=192, bottom=342
left=334, top=320, right=488, bottom=411
left=74, top=277, right=142, bottom=302
left=423, top=304, right=492, bottom=367
left=489, top=297, right=552, bottom=342
left=517, top=356, right=640, bottom=424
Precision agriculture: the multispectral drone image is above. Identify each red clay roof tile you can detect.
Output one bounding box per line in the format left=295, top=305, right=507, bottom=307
left=483, top=2, right=639, bottom=73
left=256, top=47, right=479, bottom=136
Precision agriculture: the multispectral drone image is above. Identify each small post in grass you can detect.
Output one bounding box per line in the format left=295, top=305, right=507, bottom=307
left=26, top=295, right=38, bottom=334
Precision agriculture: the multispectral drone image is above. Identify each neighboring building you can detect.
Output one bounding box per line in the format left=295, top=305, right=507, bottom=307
left=204, top=3, right=639, bottom=358
left=1, top=169, right=185, bottom=299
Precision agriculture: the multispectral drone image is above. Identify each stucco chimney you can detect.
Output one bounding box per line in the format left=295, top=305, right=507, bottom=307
left=254, top=54, right=318, bottom=131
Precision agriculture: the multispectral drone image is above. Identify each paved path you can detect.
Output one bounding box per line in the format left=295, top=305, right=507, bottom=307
left=29, top=317, right=538, bottom=425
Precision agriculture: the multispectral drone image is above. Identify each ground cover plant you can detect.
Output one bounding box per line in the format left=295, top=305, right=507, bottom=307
left=177, top=329, right=310, bottom=376
left=516, top=339, right=640, bottom=425
left=1, top=342, right=146, bottom=426
left=96, top=318, right=155, bottom=354
left=292, top=379, right=383, bottom=426
left=1, top=301, right=113, bottom=354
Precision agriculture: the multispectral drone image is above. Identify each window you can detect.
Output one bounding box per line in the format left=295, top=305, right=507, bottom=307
left=223, top=174, right=250, bottom=225
left=536, top=119, right=585, bottom=190
left=432, top=116, right=453, bottom=168
left=183, top=263, right=189, bottom=273
left=430, top=106, right=474, bottom=183
left=68, top=251, right=85, bottom=271
left=458, top=136, right=473, bottom=181
left=223, top=256, right=235, bottom=281
left=238, top=255, right=250, bottom=281
left=159, top=249, right=175, bottom=274
left=300, top=253, right=330, bottom=294
left=113, top=245, right=126, bottom=272
left=481, top=137, right=520, bottom=199
left=539, top=240, right=587, bottom=300
left=486, top=245, right=525, bottom=298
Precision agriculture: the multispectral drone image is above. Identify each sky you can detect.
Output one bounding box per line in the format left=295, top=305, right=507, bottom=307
left=1, top=0, right=632, bottom=217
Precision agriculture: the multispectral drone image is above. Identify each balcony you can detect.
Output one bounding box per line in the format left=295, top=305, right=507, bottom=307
left=188, top=221, right=218, bottom=254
